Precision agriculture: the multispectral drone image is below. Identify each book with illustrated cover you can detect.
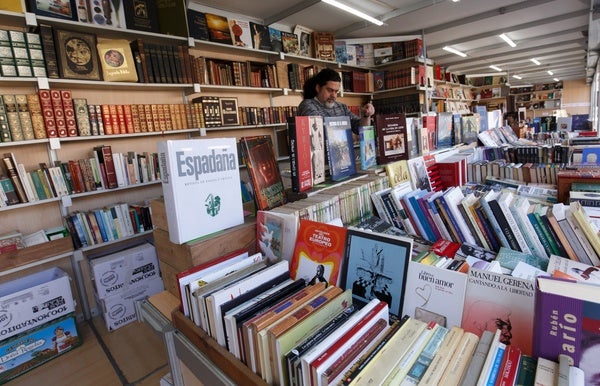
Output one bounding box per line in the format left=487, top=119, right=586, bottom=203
left=308, top=115, right=326, bottom=185
left=534, top=276, right=600, bottom=386
left=461, top=114, right=480, bottom=144
left=157, top=138, right=244, bottom=244
left=374, top=113, right=408, bottom=165
left=268, top=27, right=283, bottom=52
left=187, top=9, right=210, bottom=41
left=294, top=25, right=314, bottom=57
left=228, top=19, right=252, bottom=48
left=256, top=209, right=298, bottom=263
left=436, top=111, right=453, bottom=148
left=323, top=116, right=356, bottom=181
left=288, top=116, right=314, bottom=192
left=96, top=39, right=138, bottom=82
left=290, top=218, right=348, bottom=287
left=312, top=31, right=335, bottom=61
left=340, top=228, right=413, bottom=318
left=281, top=31, right=299, bottom=55
left=239, top=135, right=286, bottom=211
left=384, top=159, right=410, bottom=188
left=461, top=267, right=536, bottom=355
left=359, top=125, right=377, bottom=171
left=123, top=0, right=159, bottom=33
left=205, top=13, right=232, bottom=45
left=402, top=260, right=468, bottom=329
left=249, top=22, right=271, bottom=51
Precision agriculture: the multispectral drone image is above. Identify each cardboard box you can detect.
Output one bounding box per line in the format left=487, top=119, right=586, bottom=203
left=0, top=268, right=75, bottom=341
left=0, top=313, right=81, bottom=384
left=89, top=242, right=160, bottom=299
left=96, top=276, right=164, bottom=331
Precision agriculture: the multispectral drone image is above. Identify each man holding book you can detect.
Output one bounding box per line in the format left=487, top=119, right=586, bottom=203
left=297, top=68, right=375, bottom=135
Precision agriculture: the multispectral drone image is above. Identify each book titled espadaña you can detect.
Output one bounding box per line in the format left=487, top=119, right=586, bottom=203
left=158, top=138, right=244, bottom=244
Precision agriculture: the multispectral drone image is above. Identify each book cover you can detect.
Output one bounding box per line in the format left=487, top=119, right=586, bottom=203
left=268, top=27, right=283, bottom=52
left=289, top=116, right=314, bottom=192
left=205, top=13, right=232, bottom=45
left=187, top=9, right=210, bottom=41
left=281, top=31, right=299, bottom=55
left=534, top=275, right=600, bottom=386
left=340, top=228, right=413, bottom=318
left=28, top=0, right=77, bottom=21
left=155, top=0, right=187, bottom=36
left=384, top=159, right=410, bottom=188
left=436, top=111, right=454, bottom=148
left=290, top=219, right=347, bottom=287
left=374, top=113, right=408, bottom=165
left=323, top=116, right=357, bottom=181
left=402, top=260, right=468, bottom=329
left=239, top=135, right=286, bottom=211
left=122, top=0, right=159, bottom=33
left=294, top=25, right=313, bottom=57
left=461, top=115, right=480, bottom=144
left=312, top=31, right=335, bottom=61
left=462, top=268, right=536, bottom=355
left=157, top=138, right=244, bottom=244
left=359, top=125, right=377, bottom=171
left=96, top=39, right=138, bottom=82
left=256, top=209, right=298, bottom=263
left=228, top=19, right=252, bottom=48
left=308, top=115, right=326, bottom=185
left=53, top=28, right=102, bottom=81
left=249, top=22, right=271, bottom=51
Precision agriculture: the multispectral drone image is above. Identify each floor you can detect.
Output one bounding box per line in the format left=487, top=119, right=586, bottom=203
left=7, top=315, right=170, bottom=386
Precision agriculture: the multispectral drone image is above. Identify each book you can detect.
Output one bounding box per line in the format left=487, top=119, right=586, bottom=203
left=268, top=27, right=283, bottom=52
left=514, top=354, right=537, bottom=386
left=256, top=209, right=298, bottom=263
left=374, top=113, right=408, bottom=165
left=122, top=0, right=159, bottom=33
left=533, top=357, right=558, bottom=386
left=461, top=115, right=479, bottom=144
left=288, top=116, right=314, bottom=192
left=294, top=25, right=314, bottom=57
left=323, top=116, right=357, bottom=181
left=437, top=112, right=454, bottom=148
left=204, top=13, right=232, bottom=45
left=157, top=138, right=244, bottom=244
left=96, top=39, right=138, bottom=82
left=249, top=22, right=271, bottom=51
left=281, top=31, right=299, bottom=55
left=309, top=115, right=326, bottom=185
left=53, top=28, right=102, bottom=81
left=359, top=125, right=377, bottom=171
left=439, top=331, right=480, bottom=386
left=341, top=228, right=413, bottom=318
left=239, top=135, right=286, bottom=211
left=533, top=275, right=600, bottom=385
left=385, top=159, right=410, bottom=188
left=290, top=218, right=348, bottom=287
left=228, top=19, right=252, bottom=48
left=462, top=268, right=536, bottom=356
left=312, top=31, right=336, bottom=61
left=402, top=259, right=468, bottom=329
left=546, top=254, right=600, bottom=284
left=476, top=330, right=505, bottom=386
left=419, top=326, right=465, bottom=386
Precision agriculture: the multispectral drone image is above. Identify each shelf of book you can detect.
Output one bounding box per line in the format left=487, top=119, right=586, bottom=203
left=0, top=235, right=73, bottom=274
left=0, top=195, right=61, bottom=212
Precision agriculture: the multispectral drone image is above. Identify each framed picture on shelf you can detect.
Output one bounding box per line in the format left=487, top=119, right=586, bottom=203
left=53, top=28, right=102, bottom=81
left=28, top=0, right=78, bottom=21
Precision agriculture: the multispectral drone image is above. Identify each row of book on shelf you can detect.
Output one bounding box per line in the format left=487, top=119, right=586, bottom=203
left=0, top=145, right=159, bottom=206
left=174, top=200, right=600, bottom=385
left=0, top=87, right=298, bottom=142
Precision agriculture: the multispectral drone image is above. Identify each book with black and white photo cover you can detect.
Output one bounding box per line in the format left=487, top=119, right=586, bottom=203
left=157, top=138, right=244, bottom=244
left=323, top=116, right=357, bottom=182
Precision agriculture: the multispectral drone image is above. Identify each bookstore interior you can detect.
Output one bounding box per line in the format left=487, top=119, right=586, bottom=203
left=2, top=0, right=600, bottom=385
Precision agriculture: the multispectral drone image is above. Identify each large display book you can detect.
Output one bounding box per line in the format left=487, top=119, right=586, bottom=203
left=288, top=116, right=315, bottom=193
left=239, top=135, right=286, bottom=211
left=374, top=113, right=408, bottom=166
left=157, top=138, right=244, bottom=244
left=323, top=116, right=357, bottom=182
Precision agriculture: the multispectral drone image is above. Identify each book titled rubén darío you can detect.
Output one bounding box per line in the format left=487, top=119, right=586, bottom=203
left=158, top=138, right=244, bottom=244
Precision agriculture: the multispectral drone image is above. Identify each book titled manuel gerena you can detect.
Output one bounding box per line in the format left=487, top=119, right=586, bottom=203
left=158, top=138, right=244, bottom=244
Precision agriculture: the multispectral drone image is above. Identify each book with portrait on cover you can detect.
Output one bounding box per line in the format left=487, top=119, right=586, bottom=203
left=239, top=135, right=286, bottom=211
left=157, top=138, right=244, bottom=244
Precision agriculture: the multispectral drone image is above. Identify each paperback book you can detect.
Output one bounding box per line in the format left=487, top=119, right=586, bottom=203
left=374, top=112, right=408, bottom=165
left=323, top=116, right=357, bottom=181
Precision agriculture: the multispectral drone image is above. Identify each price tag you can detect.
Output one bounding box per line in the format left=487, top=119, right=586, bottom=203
left=193, top=83, right=201, bottom=93
left=188, top=37, right=195, bottom=47
left=49, top=137, right=61, bottom=149
left=25, top=12, right=37, bottom=27
left=61, top=195, right=72, bottom=207
left=37, top=77, right=50, bottom=90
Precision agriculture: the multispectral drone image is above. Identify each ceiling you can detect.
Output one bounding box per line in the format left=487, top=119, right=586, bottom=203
left=189, top=0, right=600, bottom=86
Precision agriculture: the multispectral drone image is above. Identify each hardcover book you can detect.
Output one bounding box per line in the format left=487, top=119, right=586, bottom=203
left=228, top=19, right=252, bottom=48
left=239, top=135, right=286, bottom=211
left=28, top=0, right=77, bottom=21
left=155, top=0, right=187, bottom=37
left=249, top=22, right=272, bottom=51
left=294, top=25, right=314, bottom=57
left=402, top=260, right=468, bottom=329
left=187, top=9, right=210, bottom=41
left=122, top=0, right=159, bottom=33
left=157, top=138, right=244, bottom=244
left=309, top=115, right=326, bottom=185
left=268, top=27, right=283, bottom=52
left=323, top=116, right=357, bottom=182
left=288, top=115, right=314, bottom=192
left=290, top=218, right=348, bottom=287
left=256, top=209, right=298, bottom=263
left=205, top=13, right=232, bottom=45
left=281, top=31, right=299, bottom=55
left=534, top=276, right=600, bottom=386
left=374, top=112, right=408, bottom=165
left=53, top=28, right=102, bottom=81
left=461, top=268, right=536, bottom=355
left=312, top=31, right=335, bottom=61
left=340, top=228, right=413, bottom=318
left=96, top=39, right=138, bottom=82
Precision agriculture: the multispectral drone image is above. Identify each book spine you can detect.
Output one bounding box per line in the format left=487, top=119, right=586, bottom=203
left=2, top=154, right=27, bottom=203
left=14, top=94, right=34, bottom=140
left=38, top=24, right=59, bottom=78
left=26, top=93, right=47, bottom=139
left=60, top=90, right=78, bottom=137
left=487, top=198, right=521, bottom=252
left=72, top=98, right=91, bottom=136
left=49, top=90, right=67, bottom=137
left=3, top=94, right=23, bottom=141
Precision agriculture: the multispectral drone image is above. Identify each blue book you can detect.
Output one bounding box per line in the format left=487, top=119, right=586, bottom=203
left=485, top=343, right=506, bottom=386
left=406, top=189, right=437, bottom=242
left=359, top=125, right=377, bottom=170
left=323, top=116, right=357, bottom=181
left=93, top=210, right=109, bottom=242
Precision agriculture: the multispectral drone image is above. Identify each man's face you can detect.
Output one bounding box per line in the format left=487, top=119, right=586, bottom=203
left=316, top=81, right=340, bottom=108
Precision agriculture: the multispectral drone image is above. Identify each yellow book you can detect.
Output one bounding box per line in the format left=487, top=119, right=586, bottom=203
left=418, top=326, right=464, bottom=386
left=570, top=201, right=600, bottom=258
left=349, top=317, right=427, bottom=386
left=0, top=1, right=22, bottom=12
left=385, top=159, right=410, bottom=187
left=440, top=331, right=479, bottom=385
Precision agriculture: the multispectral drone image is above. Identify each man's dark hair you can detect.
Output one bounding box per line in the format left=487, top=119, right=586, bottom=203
left=302, top=68, right=341, bottom=99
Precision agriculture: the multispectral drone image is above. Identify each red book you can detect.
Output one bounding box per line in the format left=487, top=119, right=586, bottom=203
left=495, top=344, right=522, bottom=386
left=432, top=238, right=461, bottom=258
left=109, top=104, right=121, bottom=134
left=100, top=104, right=113, bottom=135
left=290, top=219, right=348, bottom=287
left=37, top=89, right=57, bottom=138
left=423, top=115, right=437, bottom=151
left=60, top=90, right=78, bottom=137
left=49, top=89, right=67, bottom=137
left=95, top=145, right=118, bottom=189
left=289, top=116, right=313, bottom=192
left=68, top=160, right=85, bottom=193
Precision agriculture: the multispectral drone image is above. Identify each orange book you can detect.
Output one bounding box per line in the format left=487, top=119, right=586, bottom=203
left=122, top=104, right=135, bottom=133
left=100, top=104, right=113, bottom=135
left=129, top=104, right=141, bottom=133
left=115, top=104, right=126, bottom=134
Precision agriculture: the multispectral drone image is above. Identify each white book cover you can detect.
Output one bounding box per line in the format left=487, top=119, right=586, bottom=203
left=207, top=260, right=289, bottom=347
left=158, top=138, right=244, bottom=244
left=444, top=186, right=477, bottom=245
left=402, top=260, right=468, bottom=329
left=546, top=254, right=600, bottom=284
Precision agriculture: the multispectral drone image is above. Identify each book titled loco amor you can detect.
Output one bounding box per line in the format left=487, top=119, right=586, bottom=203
left=158, top=138, right=244, bottom=244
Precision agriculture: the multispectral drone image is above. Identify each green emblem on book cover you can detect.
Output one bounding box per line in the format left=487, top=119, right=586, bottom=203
left=205, top=194, right=221, bottom=216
